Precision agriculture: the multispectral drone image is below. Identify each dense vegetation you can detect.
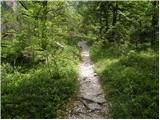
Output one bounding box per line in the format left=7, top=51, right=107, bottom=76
left=1, top=1, right=159, bottom=119
left=90, top=45, right=158, bottom=118
left=1, top=1, right=80, bottom=118
left=83, top=1, right=159, bottom=119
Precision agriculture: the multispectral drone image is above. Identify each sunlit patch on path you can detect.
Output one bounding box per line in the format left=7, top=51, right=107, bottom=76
left=67, top=41, right=110, bottom=119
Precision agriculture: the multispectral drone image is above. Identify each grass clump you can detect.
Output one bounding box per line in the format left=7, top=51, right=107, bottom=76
left=1, top=45, right=79, bottom=119
left=90, top=43, right=159, bottom=119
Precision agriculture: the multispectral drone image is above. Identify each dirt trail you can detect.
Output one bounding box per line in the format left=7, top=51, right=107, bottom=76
left=67, top=41, right=110, bottom=119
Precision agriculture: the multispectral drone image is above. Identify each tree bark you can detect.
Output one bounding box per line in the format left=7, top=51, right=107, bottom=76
left=151, top=1, right=158, bottom=47
left=41, top=1, right=48, bottom=49
left=105, top=3, right=109, bottom=31
left=112, top=2, right=118, bottom=26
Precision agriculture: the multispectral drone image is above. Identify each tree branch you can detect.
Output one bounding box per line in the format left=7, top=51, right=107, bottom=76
left=19, top=1, right=28, bottom=10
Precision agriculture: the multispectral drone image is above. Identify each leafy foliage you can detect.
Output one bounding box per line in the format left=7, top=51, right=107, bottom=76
left=87, top=2, right=158, bottom=118
left=90, top=44, right=158, bottom=119
left=1, top=1, right=80, bottom=118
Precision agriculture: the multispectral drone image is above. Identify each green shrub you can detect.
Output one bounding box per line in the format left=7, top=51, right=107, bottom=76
left=104, top=22, right=129, bottom=44
left=90, top=44, right=159, bottom=119
left=1, top=45, right=79, bottom=119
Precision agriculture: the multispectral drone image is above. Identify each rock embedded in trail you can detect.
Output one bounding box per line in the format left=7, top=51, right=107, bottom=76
left=67, top=41, right=110, bottom=119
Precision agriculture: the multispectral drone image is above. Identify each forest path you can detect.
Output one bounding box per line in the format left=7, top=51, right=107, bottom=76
left=67, top=41, right=110, bottom=119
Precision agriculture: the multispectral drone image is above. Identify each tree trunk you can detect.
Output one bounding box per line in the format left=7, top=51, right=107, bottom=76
left=105, top=3, right=109, bottom=31
left=99, top=3, right=104, bottom=40
left=151, top=1, right=158, bottom=47
left=41, top=1, right=48, bottom=49
left=112, top=2, right=118, bottom=26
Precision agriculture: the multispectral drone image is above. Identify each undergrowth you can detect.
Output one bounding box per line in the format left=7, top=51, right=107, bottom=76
left=1, top=45, right=80, bottom=119
left=90, top=42, right=159, bottom=119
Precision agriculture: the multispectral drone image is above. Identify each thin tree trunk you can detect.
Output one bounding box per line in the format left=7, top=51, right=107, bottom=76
left=112, top=2, right=118, bottom=26
left=41, top=1, right=48, bottom=49
left=105, top=4, right=109, bottom=31
left=151, top=1, right=158, bottom=47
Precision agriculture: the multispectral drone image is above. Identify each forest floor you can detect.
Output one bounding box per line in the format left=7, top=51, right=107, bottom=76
left=65, top=41, right=110, bottom=119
